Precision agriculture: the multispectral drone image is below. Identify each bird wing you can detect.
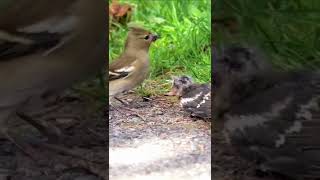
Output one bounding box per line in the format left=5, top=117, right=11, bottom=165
left=109, top=56, right=137, bottom=81
left=181, top=85, right=211, bottom=119
left=0, top=30, right=66, bottom=60
left=0, top=0, right=106, bottom=106
left=223, top=76, right=320, bottom=178
left=188, top=94, right=211, bottom=119
left=0, top=0, right=77, bottom=61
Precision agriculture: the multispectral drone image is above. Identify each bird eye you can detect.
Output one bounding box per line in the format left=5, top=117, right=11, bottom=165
left=144, top=35, right=149, bottom=40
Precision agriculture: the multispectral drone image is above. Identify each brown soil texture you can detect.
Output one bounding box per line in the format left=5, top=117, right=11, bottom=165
left=0, top=91, right=107, bottom=180
left=0, top=90, right=293, bottom=180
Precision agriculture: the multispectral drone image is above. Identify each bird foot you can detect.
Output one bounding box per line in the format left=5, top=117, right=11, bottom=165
left=114, top=96, right=130, bottom=106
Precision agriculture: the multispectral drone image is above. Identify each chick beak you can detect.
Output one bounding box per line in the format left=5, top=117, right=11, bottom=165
left=165, top=87, right=178, bottom=96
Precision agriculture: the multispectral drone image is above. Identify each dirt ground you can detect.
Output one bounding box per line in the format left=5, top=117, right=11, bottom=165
left=213, top=128, right=260, bottom=180
left=109, top=93, right=281, bottom=180
left=109, top=93, right=211, bottom=180
left=0, top=89, right=290, bottom=180
left=0, top=90, right=107, bottom=180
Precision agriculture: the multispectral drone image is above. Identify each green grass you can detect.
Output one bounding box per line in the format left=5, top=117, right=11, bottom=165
left=109, top=0, right=211, bottom=96
left=214, top=0, right=320, bottom=71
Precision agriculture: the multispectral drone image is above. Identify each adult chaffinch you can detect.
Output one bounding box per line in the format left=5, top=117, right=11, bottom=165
left=0, top=0, right=106, bottom=148
left=109, top=27, right=158, bottom=99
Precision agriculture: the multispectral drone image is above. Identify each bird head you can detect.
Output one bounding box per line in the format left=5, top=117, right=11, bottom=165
left=166, top=76, right=193, bottom=97
left=213, top=45, right=275, bottom=90
left=213, top=45, right=274, bottom=118
left=125, top=26, right=159, bottom=51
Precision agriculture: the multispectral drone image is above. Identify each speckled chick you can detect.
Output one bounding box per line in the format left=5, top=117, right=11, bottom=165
left=214, top=45, right=320, bottom=179
left=167, top=76, right=211, bottom=119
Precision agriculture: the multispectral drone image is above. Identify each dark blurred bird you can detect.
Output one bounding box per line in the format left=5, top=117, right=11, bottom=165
left=109, top=27, right=158, bottom=100
left=213, top=45, right=320, bottom=179
left=0, top=0, right=106, bottom=151
left=167, top=76, right=211, bottom=119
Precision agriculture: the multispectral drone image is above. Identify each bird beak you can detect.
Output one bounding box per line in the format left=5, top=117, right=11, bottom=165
left=151, top=34, right=159, bottom=42
left=165, top=87, right=178, bottom=96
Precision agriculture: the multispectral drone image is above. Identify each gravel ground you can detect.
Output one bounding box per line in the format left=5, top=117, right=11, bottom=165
left=109, top=94, right=211, bottom=180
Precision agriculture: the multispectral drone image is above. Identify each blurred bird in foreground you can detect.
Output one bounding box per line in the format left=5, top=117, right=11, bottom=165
left=109, top=27, right=158, bottom=104
left=166, top=76, right=211, bottom=119
left=213, top=45, right=320, bottom=179
left=0, top=0, right=106, bottom=155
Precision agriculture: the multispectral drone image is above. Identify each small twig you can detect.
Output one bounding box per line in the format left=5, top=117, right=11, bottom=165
left=132, top=113, right=147, bottom=121
left=121, top=107, right=147, bottom=121
left=142, top=97, right=152, bottom=101
left=3, top=133, right=37, bottom=162
left=16, top=112, right=63, bottom=141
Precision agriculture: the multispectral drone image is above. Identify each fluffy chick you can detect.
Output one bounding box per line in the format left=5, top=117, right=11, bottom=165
left=167, top=76, right=211, bottom=119
left=214, top=45, right=320, bottom=179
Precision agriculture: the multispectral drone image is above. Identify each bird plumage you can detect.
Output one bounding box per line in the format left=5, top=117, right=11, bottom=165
left=109, top=27, right=158, bottom=97
left=214, top=45, right=320, bottom=179
left=168, top=76, right=211, bottom=119
left=0, top=0, right=106, bottom=137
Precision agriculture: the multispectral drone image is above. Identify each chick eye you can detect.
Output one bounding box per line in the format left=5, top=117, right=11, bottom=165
left=144, top=35, right=149, bottom=40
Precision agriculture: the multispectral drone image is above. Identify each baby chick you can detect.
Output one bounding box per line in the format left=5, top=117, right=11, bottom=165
left=214, top=45, right=320, bottom=179
left=109, top=27, right=158, bottom=100
left=0, top=0, right=106, bottom=152
left=167, top=76, right=211, bottom=119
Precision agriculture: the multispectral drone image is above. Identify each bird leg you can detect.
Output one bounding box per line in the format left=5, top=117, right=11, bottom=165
left=114, top=96, right=130, bottom=106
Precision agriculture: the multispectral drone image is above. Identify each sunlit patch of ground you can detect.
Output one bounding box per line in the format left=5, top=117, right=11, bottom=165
left=109, top=94, right=211, bottom=180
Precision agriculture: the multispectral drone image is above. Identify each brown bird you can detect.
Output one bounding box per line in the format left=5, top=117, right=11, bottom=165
left=109, top=27, right=158, bottom=101
left=214, top=45, right=320, bottom=179
left=0, top=0, right=106, bottom=153
left=167, top=76, right=211, bottom=119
